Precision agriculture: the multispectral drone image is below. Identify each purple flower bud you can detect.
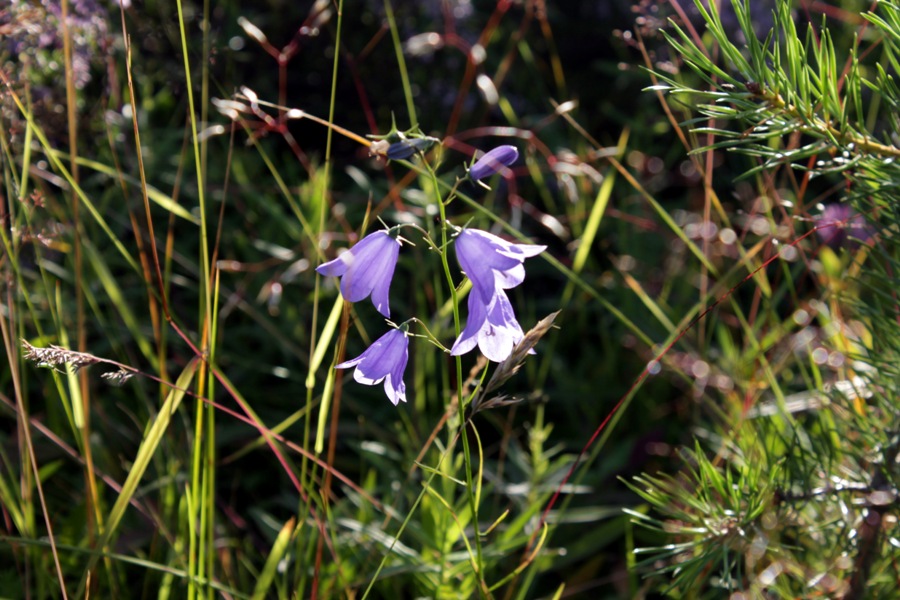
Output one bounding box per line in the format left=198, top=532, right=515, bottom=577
left=336, top=328, right=409, bottom=405
left=386, top=137, right=438, bottom=160
left=316, top=230, right=401, bottom=317
left=468, top=145, right=519, bottom=181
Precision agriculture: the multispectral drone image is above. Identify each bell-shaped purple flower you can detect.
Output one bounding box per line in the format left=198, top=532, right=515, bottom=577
left=451, top=287, right=526, bottom=362
left=336, top=328, right=409, bottom=405
left=317, top=230, right=401, bottom=317
left=468, top=145, right=519, bottom=181
left=454, top=228, right=545, bottom=305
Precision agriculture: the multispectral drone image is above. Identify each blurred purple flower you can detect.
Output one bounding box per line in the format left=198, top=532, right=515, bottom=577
left=816, top=204, right=875, bottom=251
left=337, top=328, right=409, bottom=405
left=454, top=228, right=545, bottom=305
left=317, top=229, right=401, bottom=317
left=6, top=0, right=109, bottom=100
left=451, top=288, right=527, bottom=362
left=468, top=145, right=519, bottom=181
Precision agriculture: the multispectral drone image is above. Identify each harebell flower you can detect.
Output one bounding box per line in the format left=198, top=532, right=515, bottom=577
left=336, top=327, right=409, bottom=405
left=317, top=229, right=402, bottom=317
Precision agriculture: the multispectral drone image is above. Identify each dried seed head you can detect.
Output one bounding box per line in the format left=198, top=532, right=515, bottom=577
left=102, top=369, right=135, bottom=386
left=21, top=339, right=101, bottom=372
left=484, top=311, right=560, bottom=394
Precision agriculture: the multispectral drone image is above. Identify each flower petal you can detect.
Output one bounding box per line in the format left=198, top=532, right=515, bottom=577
left=494, top=263, right=525, bottom=289
left=361, top=329, right=406, bottom=381
left=456, top=229, right=521, bottom=273
left=497, top=242, right=546, bottom=261
left=316, top=254, right=349, bottom=277
left=339, top=232, right=387, bottom=302
left=353, top=364, right=386, bottom=386
left=367, top=239, right=400, bottom=317
left=456, top=248, right=498, bottom=304
left=384, top=345, right=409, bottom=405
left=455, top=230, right=515, bottom=303
left=451, top=289, right=525, bottom=362
left=451, top=291, right=489, bottom=356
left=455, top=229, right=545, bottom=303
left=383, top=374, right=405, bottom=405
left=335, top=354, right=364, bottom=369
left=477, top=291, right=523, bottom=362
left=385, top=140, right=419, bottom=160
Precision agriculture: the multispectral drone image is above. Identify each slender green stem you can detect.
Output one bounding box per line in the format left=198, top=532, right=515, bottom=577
left=425, top=164, right=487, bottom=595
left=405, top=317, right=451, bottom=353
left=384, top=0, right=417, bottom=127
left=174, top=0, right=213, bottom=596
left=302, top=0, right=345, bottom=593
left=200, top=1, right=216, bottom=594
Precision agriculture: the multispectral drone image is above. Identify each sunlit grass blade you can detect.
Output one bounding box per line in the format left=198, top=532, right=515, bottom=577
left=77, top=358, right=200, bottom=594
left=251, top=517, right=296, bottom=600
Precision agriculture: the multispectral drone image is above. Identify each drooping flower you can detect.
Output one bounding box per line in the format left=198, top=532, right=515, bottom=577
left=336, top=327, right=409, bottom=405
left=316, top=229, right=401, bottom=317
left=454, top=228, right=545, bottom=305
left=468, top=145, right=519, bottom=181
left=451, top=287, right=527, bottom=362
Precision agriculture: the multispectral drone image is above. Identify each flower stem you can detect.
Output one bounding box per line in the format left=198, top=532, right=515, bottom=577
left=426, top=163, right=487, bottom=593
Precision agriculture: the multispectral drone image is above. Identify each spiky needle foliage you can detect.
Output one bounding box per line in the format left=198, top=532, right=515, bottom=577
left=629, top=1, right=900, bottom=597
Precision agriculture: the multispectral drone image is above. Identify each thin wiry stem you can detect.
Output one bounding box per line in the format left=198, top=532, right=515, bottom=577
left=4, top=317, right=68, bottom=598
left=61, top=1, right=101, bottom=587
left=426, top=162, right=489, bottom=597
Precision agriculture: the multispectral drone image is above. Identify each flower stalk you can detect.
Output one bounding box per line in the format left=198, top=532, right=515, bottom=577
left=425, top=160, right=487, bottom=584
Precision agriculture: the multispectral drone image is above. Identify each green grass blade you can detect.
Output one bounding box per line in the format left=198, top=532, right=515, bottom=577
left=77, top=358, right=200, bottom=594
left=251, top=517, right=296, bottom=600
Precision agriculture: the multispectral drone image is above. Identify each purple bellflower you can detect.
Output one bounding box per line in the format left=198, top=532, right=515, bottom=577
left=454, top=228, right=546, bottom=305
left=468, top=145, right=519, bottom=181
left=336, top=327, right=409, bottom=405
left=316, top=229, right=401, bottom=317
left=451, top=287, right=527, bottom=362
left=452, top=228, right=545, bottom=362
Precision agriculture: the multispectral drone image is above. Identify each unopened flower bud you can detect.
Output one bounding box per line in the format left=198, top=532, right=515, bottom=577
left=468, top=145, right=519, bottom=181
left=385, top=137, right=439, bottom=160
